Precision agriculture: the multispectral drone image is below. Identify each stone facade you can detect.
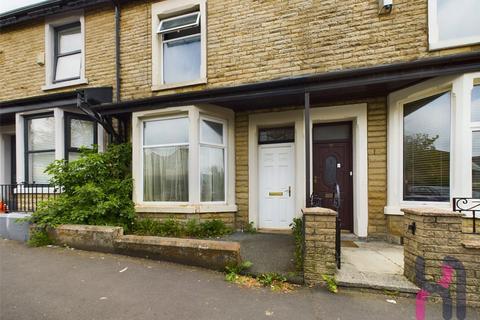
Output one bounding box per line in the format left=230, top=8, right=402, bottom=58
left=403, top=208, right=480, bottom=307
left=302, top=207, right=337, bottom=285
left=2, top=0, right=480, bottom=102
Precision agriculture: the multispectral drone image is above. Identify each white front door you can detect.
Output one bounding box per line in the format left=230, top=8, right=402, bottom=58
left=258, top=143, right=295, bottom=229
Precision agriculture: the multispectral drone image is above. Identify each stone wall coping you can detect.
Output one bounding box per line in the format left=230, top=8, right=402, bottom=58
left=58, top=224, right=124, bottom=233
left=116, top=235, right=240, bottom=252
left=302, top=207, right=337, bottom=216
left=401, top=207, right=463, bottom=217
left=462, top=239, right=480, bottom=249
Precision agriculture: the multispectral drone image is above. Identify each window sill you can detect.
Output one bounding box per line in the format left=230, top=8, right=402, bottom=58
left=384, top=202, right=451, bottom=215
left=135, top=203, right=237, bottom=214
left=151, top=78, right=207, bottom=92
left=429, top=37, right=480, bottom=51
left=42, top=78, right=88, bottom=91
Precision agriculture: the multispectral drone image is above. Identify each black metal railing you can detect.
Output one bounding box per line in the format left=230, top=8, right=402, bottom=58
left=0, top=183, right=59, bottom=213
left=453, top=197, right=479, bottom=234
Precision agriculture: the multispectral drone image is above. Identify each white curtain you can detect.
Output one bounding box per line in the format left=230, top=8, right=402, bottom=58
left=143, top=146, right=188, bottom=201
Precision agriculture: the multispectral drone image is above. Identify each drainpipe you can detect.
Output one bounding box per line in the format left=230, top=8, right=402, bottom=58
left=113, top=0, right=121, bottom=102
left=304, top=92, right=311, bottom=207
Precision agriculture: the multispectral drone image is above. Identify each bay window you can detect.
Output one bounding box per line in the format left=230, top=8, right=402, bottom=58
left=137, top=108, right=232, bottom=207
left=403, top=92, right=451, bottom=202
left=65, top=114, right=97, bottom=161
left=25, top=115, right=55, bottom=184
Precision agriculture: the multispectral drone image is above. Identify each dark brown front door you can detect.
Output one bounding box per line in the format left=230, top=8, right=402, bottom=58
left=312, top=122, right=353, bottom=231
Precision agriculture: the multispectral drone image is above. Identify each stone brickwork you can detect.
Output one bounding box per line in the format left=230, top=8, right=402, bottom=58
left=302, top=207, right=337, bottom=285
left=136, top=212, right=235, bottom=229
left=2, top=0, right=480, bottom=102
left=403, top=208, right=480, bottom=307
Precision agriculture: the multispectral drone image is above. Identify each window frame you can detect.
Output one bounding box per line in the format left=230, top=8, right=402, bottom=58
left=151, top=0, right=207, bottom=91
left=53, top=22, right=82, bottom=83
left=199, top=116, right=227, bottom=204
left=141, top=115, right=191, bottom=204
left=43, top=12, right=87, bottom=91
left=64, top=113, right=98, bottom=161
left=24, top=112, right=55, bottom=185
left=428, top=0, right=480, bottom=50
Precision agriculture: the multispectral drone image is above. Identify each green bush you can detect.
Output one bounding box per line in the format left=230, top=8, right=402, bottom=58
left=28, top=143, right=135, bottom=232
left=28, top=230, right=53, bottom=247
left=132, top=218, right=232, bottom=238
left=257, top=272, right=287, bottom=287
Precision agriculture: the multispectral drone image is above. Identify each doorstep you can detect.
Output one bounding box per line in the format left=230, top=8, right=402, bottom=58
left=336, top=241, right=419, bottom=294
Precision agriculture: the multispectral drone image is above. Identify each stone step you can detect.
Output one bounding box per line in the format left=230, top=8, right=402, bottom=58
left=336, top=270, right=419, bottom=294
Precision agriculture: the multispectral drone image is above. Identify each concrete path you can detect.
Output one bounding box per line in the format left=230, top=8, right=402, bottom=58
left=220, top=232, right=297, bottom=276
left=337, top=241, right=419, bottom=293
left=1, top=239, right=479, bottom=320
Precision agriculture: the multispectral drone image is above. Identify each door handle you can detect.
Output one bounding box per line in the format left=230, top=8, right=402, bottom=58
left=288, top=186, right=291, bottom=197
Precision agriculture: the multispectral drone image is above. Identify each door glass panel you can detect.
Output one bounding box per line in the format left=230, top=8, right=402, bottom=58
left=323, top=155, right=337, bottom=187
left=403, top=92, right=451, bottom=202
left=473, top=131, right=480, bottom=198
left=313, top=124, right=350, bottom=142
left=258, top=127, right=294, bottom=144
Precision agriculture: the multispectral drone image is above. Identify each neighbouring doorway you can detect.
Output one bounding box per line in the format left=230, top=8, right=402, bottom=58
left=258, top=127, right=296, bottom=229
left=313, top=122, right=354, bottom=232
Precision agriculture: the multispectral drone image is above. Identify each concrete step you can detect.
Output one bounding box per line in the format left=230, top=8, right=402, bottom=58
left=336, top=270, right=419, bottom=294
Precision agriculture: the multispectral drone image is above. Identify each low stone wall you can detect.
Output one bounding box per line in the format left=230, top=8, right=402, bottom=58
left=49, top=224, right=240, bottom=271
left=302, top=207, right=337, bottom=286
left=48, top=225, right=123, bottom=253
left=136, top=212, right=236, bottom=229
left=115, top=235, right=240, bottom=271
left=403, top=208, right=480, bottom=308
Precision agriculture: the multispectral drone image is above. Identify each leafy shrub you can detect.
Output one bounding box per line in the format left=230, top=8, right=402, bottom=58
left=28, top=144, right=135, bottom=232
left=225, top=260, right=253, bottom=282
left=243, top=221, right=257, bottom=234
left=257, top=272, right=287, bottom=287
left=132, top=218, right=232, bottom=238
left=322, top=274, right=338, bottom=293
left=290, top=217, right=304, bottom=272
left=28, top=230, right=53, bottom=247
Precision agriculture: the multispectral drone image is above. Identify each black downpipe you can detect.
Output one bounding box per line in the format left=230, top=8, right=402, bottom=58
left=113, top=0, right=121, bottom=102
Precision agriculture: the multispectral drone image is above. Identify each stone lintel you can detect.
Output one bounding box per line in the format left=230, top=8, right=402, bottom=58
left=462, top=239, right=480, bottom=249
left=302, top=207, right=337, bottom=216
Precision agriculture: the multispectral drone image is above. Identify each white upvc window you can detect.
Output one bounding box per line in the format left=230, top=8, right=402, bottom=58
left=386, top=73, right=480, bottom=215
left=142, top=116, right=190, bottom=202
left=471, top=83, right=480, bottom=198
left=199, top=117, right=226, bottom=202
left=43, top=12, right=87, bottom=91
left=132, top=105, right=236, bottom=213
left=428, top=0, right=480, bottom=50
left=151, top=0, right=207, bottom=91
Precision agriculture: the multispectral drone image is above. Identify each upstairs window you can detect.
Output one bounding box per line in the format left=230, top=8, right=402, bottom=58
left=429, top=0, right=480, bottom=50
left=54, top=23, right=82, bottom=82
left=157, top=12, right=201, bottom=84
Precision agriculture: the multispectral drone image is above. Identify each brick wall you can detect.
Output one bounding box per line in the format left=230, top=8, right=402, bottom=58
left=2, top=0, right=480, bottom=102
left=403, top=208, right=480, bottom=308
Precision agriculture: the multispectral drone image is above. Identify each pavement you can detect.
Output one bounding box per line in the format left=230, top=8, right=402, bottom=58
left=1, top=239, right=479, bottom=320
left=336, top=241, right=419, bottom=293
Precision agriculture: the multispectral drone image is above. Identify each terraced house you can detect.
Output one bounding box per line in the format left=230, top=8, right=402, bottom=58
left=1, top=0, right=480, bottom=242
